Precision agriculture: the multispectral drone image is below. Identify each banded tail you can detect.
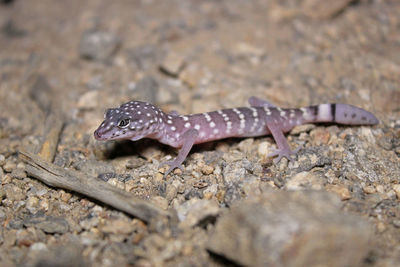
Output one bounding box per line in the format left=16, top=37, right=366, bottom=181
left=306, top=104, right=378, bottom=125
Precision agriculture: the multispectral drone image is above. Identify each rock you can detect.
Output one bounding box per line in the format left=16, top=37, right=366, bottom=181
left=73, top=159, right=115, bottom=177
left=10, top=168, right=26, bottom=180
left=127, top=44, right=160, bottom=71
left=4, top=184, right=25, bottom=201
left=60, top=191, right=72, bottom=203
left=197, top=161, right=214, bottom=175
left=100, top=219, right=135, bottom=235
left=0, top=207, right=6, bottom=221
left=8, top=219, right=24, bottom=229
left=86, top=74, right=103, bottom=90
left=179, top=62, right=209, bottom=88
left=79, top=216, right=99, bottom=230
left=392, top=184, right=400, bottom=199
left=97, top=172, right=116, bottom=182
left=31, top=243, right=85, bottom=267
left=133, top=75, right=159, bottom=104
left=175, top=198, right=220, bottom=228
left=30, top=242, right=48, bottom=251
left=326, top=184, right=352, bottom=200
left=284, top=171, right=325, bottom=191
left=302, top=0, right=355, bottom=19
left=160, top=52, right=186, bottom=76
left=363, top=185, right=376, bottom=194
left=0, top=154, right=6, bottom=166
left=26, top=196, right=40, bottom=213
left=35, top=188, right=48, bottom=197
left=77, top=90, right=99, bottom=109
left=310, top=127, right=331, bottom=146
left=150, top=196, right=169, bottom=210
left=15, top=228, right=46, bottom=246
left=237, top=138, right=254, bottom=154
left=208, top=191, right=372, bottom=267
left=29, top=75, right=53, bottom=112
left=165, top=180, right=181, bottom=202
left=3, top=160, right=16, bottom=172
left=203, top=184, right=218, bottom=200
left=0, top=187, right=5, bottom=201
left=79, top=30, right=120, bottom=61
left=0, top=167, right=4, bottom=181
left=24, top=214, right=70, bottom=234
left=290, top=124, right=316, bottom=135
left=124, top=179, right=138, bottom=192
left=233, top=42, right=265, bottom=65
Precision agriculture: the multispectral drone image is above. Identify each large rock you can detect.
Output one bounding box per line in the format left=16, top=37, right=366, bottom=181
left=208, top=190, right=372, bottom=267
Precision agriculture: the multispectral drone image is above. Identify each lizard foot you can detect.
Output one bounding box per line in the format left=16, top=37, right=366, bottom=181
left=159, top=160, right=184, bottom=178
left=268, top=146, right=301, bottom=164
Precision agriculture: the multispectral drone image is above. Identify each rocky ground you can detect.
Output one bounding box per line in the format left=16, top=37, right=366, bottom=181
left=0, top=0, right=399, bottom=266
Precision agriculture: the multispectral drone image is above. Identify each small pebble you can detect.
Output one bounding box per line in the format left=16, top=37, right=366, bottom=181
left=363, top=185, right=376, bottom=194
left=386, top=190, right=396, bottom=199
left=290, top=124, right=316, bottom=135
left=203, top=191, right=213, bottom=200
left=392, top=184, right=400, bottom=199
left=35, top=188, right=48, bottom=197
left=377, top=221, right=386, bottom=233
left=326, top=184, right=351, bottom=200
left=16, top=162, right=25, bottom=169
left=11, top=168, right=27, bottom=180
left=80, top=217, right=99, bottom=230
left=376, top=185, right=385, bottom=194
left=310, top=128, right=331, bottom=146
left=107, top=178, right=125, bottom=189
left=30, top=242, right=48, bottom=251
left=3, top=160, right=16, bottom=173
left=26, top=196, right=40, bottom=213
left=61, top=192, right=72, bottom=203
left=124, top=180, right=138, bottom=192
left=200, top=164, right=214, bottom=175
left=77, top=90, right=99, bottom=109
left=39, top=199, right=50, bottom=211
left=0, top=154, right=5, bottom=166
left=392, top=220, right=400, bottom=228
left=151, top=196, right=169, bottom=210
left=257, top=141, right=271, bottom=160
left=285, top=172, right=324, bottom=191
left=160, top=52, right=186, bottom=76
left=79, top=30, right=120, bottom=61
left=2, top=174, right=12, bottom=184
left=0, top=188, right=6, bottom=200
left=179, top=62, right=208, bottom=88
left=100, top=219, right=135, bottom=235
left=0, top=208, right=6, bottom=221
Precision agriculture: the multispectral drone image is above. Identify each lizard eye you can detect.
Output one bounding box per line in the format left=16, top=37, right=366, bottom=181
left=118, top=118, right=130, bottom=128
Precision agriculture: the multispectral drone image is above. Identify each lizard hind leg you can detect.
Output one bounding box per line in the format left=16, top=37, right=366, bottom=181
left=268, top=146, right=300, bottom=164
left=248, top=96, right=277, bottom=108
left=266, top=122, right=300, bottom=163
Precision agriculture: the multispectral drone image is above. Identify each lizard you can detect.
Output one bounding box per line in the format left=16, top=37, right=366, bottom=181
left=94, top=96, right=378, bottom=177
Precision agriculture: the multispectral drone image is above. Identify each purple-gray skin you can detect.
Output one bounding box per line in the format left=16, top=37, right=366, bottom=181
left=94, top=96, right=378, bottom=177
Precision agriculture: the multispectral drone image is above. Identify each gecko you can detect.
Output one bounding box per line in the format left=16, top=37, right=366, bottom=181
left=94, top=97, right=378, bottom=177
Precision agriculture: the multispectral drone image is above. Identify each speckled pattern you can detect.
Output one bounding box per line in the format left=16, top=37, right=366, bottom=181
left=94, top=97, right=378, bottom=177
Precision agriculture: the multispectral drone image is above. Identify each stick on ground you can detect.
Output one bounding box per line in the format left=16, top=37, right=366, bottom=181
left=19, top=150, right=172, bottom=224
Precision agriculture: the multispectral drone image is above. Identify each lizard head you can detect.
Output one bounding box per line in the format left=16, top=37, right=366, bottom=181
left=94, top=101, right=162, bottom=141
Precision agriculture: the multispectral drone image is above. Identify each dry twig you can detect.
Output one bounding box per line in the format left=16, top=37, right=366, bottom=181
left=19, top=151, right=171, bottom=223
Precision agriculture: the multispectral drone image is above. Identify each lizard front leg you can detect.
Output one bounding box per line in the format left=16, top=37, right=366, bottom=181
left=159, top=128, right=199, bottom=178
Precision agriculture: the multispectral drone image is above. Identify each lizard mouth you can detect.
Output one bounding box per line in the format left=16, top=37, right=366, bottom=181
left=94, top=129, right=111, bottom=141
left=94, top=130, right=104, bottom=140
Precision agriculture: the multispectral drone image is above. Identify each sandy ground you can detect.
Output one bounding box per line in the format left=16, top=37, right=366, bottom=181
left=0, top=0, right=399, bottom=266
